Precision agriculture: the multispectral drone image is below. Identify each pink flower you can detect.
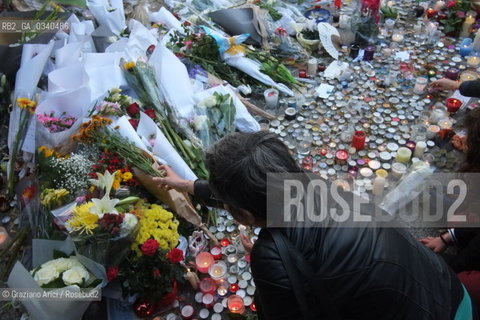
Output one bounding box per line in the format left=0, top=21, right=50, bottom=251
left=185, top=40, right=193, bottom=49
left=456, top=11, right=466, bottom=19
left=446, top=0, right=456, bottom=8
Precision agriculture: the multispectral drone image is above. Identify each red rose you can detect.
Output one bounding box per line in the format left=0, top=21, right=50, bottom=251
left=128, top=118, right=139, bottom=130
left=107, top=266, right=119, bottom=282
left=166, top=248, right=184, bottom=263
left=446, top=0, right=456, bottom=8
left=126, top=102, right=140, bottom=117
left=144, top=108, right=156, bottom=119
left=141, top=238, right=159, bottom=256
left=153, top=269, right=161, bottom=278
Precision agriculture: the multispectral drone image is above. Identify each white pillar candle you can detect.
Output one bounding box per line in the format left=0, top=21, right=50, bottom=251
left=307, top=58, right=318, bottom=76
left=460, top=14, right=475, bottom=38
left=264, top=89, right=279, bottom=108
left=413, top=141, right=427, bottom=158
left=391, top=162, right=407, bottom=179
left=473, top=29, right=480, bottom=51
left=372, top=176, right=386, bottom=196
left=427, top=125, right=440, bottom=139
left=395, top=147, right=412, bottom=163
left=438, top=118, right=453, bottom=129
left=0, top=227, right=8, bottom=249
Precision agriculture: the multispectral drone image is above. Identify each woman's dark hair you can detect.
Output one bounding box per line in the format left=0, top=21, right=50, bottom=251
left=459, top=107, right=480, bottom=173
left=205, top=131, right=302, bottom=219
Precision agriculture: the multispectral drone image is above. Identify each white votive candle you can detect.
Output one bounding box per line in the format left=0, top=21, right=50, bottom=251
left=438, top=118, right=453, bottom=129
left=427, top=125, right=440, bottom=139
left=413, top=141, right=427, bottom=158
left=391, top=162, right=407, bottom=179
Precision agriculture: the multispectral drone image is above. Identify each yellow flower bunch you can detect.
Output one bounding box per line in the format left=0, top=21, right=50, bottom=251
left=122, top=171, right=133, bottom=182
left=123, top=61, right=135, bottom=70
left=133, top=204, right=179, bottom=255
left=66, top=202, right=98, bottom=235
left=17, top=97, right=36, bottom=113
left=40, top=188, right=70, bottom=209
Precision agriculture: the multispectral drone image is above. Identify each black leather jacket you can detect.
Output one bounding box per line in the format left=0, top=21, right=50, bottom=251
left=193, top=180, right=466, bottom=320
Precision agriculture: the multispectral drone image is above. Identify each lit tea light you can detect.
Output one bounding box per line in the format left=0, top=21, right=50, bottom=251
left=438, top=118, right=453, bottom=129
left=227, top=295, right=245, bottom=314
left=226, top=254, right=238, bottom=264
left=208, top=261, right=227, bottom=281
left=405, top=141, right=416, bottom=153
left=217, top=286, right=228, bottom=298
left=196, top=252, right=214, bottom=273
left=335, top=149, right=349, bottom=165
left=427, top=125, right=440, bottom=139
left=467, top=56, right=480, bottom=68
left=460, top=71, right=478, bottom=82
left=250, top=303, right=257, bottom=312
left=264, top=89, right=279, bottom=108
left=426, top=8, right=437, bottom=18
left=229, top=283, right=240, bottom=293
left=446, top=98, right=462, bottom=113
left=220, top=238, right=230, bottom=247
left=0, top=227, right=8, bottom=249
left=391, top=32, right=404, bottom=42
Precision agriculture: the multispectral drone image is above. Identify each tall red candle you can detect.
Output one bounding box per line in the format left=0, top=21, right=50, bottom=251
left=351, top=131, right=366, bottom=151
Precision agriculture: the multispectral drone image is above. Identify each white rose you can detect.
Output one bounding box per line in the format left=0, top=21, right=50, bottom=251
left=203, top=96, right=217, bottom=108
left=68, top=257, right=84, bottom=268
left=193, top=115, right=208, bottom=131
left=62, top=266, right=90, bottom=286
left=47, top=258, right=74, bottom=273
left=120, top=213, right=138, bottom=236
left=34, top=267, right=59, bottom=286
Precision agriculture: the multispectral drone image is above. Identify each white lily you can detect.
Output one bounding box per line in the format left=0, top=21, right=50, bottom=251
left=89, top=170, right=118, bottom=196
left=89, top=194, right=120, bottom=218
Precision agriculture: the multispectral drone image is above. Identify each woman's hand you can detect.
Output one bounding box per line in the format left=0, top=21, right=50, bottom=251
left=429, top=78, right=460, bottom=91
left=419, top=236, right=448, bottom=253
left=240, top=234, right=254, bottom=253
left=152, top=164, right=194, bottom=194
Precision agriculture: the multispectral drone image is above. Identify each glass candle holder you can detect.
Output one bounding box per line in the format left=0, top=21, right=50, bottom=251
left=438, top=118, right=453, bottom=129
left=391, top=162, right=407, bottom=179
left=208, top=261, right=228, bottom=281
left=307, top=58, right=318, bottom=76
left=460, top=71, right=478, bottom=82
left=446, top=98, right=462, bottom=113
left=363, top=46, right=375, bottom=61
left=467, top=56, right=480, bottom=68
left=395, top=147, right=412, bottom=163
left=199, top=277, right=217, bottom=294
left=351, top=131, right=366, bottom=150
left=227, top=295, right=245, bottom=314
left=196, top=252, right=214, bottom=273
left=264, top=89, right=279, bottom=108
left=427, top=125, right=440, bottom=139
left=413, top=77, right=428, bottom=94
left=444, top=68, right=459, bottom=80
left=210, top=246, right=222, bottom=260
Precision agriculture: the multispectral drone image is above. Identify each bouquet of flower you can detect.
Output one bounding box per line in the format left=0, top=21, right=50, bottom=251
left=8, top=238, right=107, bottom=320
left=36, top=112, right=77, bottom=133
left=120, top=64, right=209, bottom=179
left=8, top=96, right=37, bottom=195
left=31, top=254, right=102, bottom=289
left=114, top=239, right=185, bottom=306
left=192, top=92, right=236, bottom=148
left=440, top=0, right=471, bottom=35
left=89, top=150, right=139, bottom=191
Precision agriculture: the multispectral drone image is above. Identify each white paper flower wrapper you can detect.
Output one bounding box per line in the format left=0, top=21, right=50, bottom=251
left=7, top=238, right=107, bottom=320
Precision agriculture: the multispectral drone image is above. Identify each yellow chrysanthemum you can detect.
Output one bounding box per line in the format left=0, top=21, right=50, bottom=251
left=67, top=202, right=98, bottom=235
left=123, top=61, right=135, bottom=70
left=132, top=204, right=179, bottom=255
left=122, top=171, right=133, bottom=181
left=112, top=181, right=121, bottom=190
left=17, top=97, right=36, bottom=114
